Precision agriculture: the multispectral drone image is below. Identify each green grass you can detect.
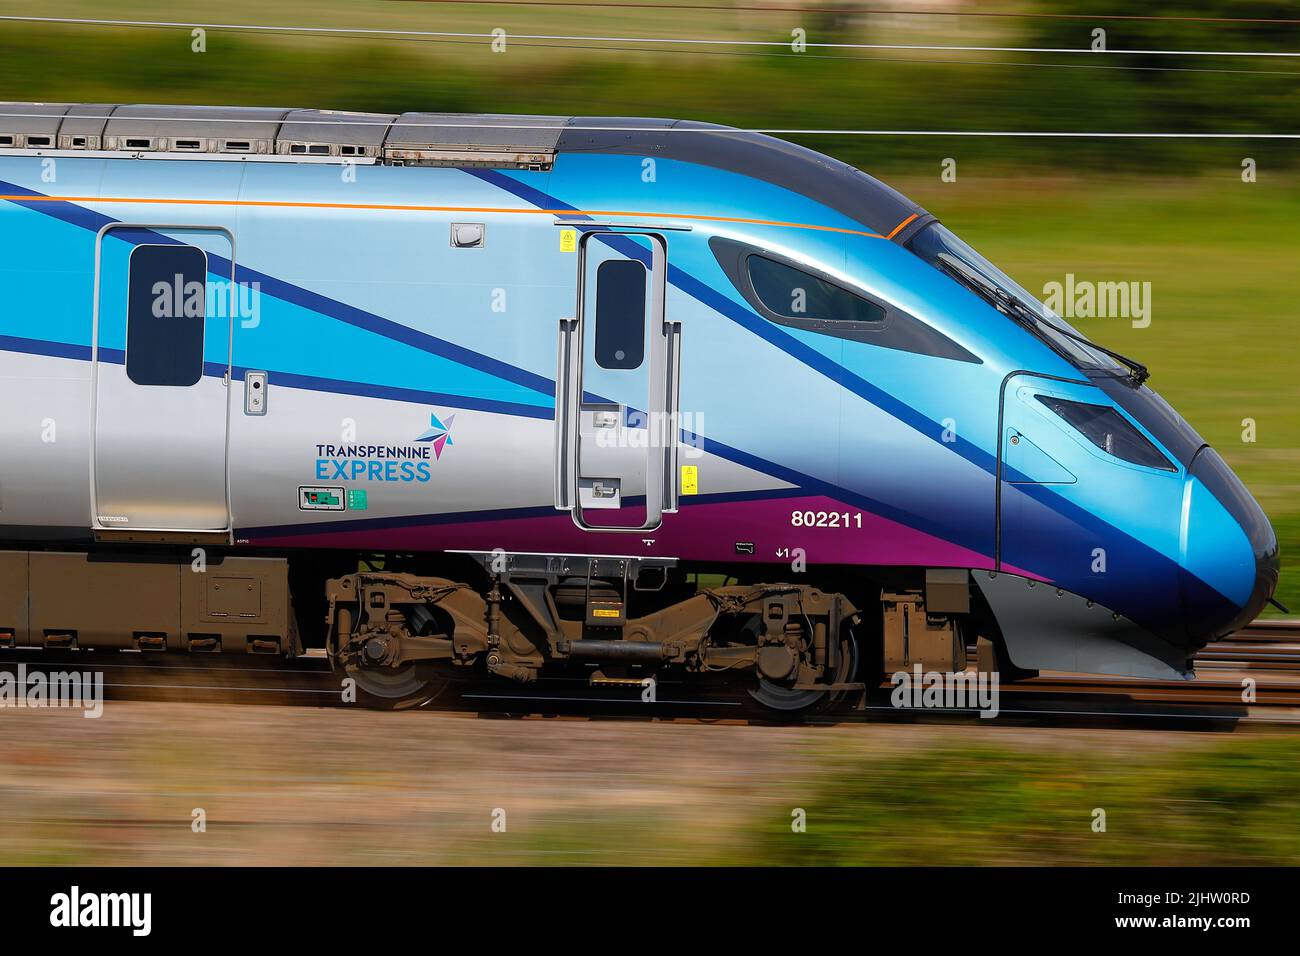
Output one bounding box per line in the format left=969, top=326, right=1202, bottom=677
left=736, top=735, right=1300, bottom=866
left=454, top=734, right=1300, bottom=866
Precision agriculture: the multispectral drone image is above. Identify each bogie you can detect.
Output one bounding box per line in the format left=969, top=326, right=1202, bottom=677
left=323, top=555, right=865, bottom=713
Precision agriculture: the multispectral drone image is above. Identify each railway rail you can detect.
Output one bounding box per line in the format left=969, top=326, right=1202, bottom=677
left=1216, top=620, right=1300, bottom=642
left=0, top=619, right=1296, bottom=727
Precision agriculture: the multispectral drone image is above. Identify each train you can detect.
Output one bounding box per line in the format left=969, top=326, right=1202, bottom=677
left=0, top=102, right=1281, bottom=712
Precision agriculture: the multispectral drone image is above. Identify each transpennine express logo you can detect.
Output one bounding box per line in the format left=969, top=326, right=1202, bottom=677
left=414, top=412, right=456, bottom=460
left=313, top=410, right=456, bottom=483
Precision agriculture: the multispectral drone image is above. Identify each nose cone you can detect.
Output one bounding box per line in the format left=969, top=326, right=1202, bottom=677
left=1181, top=447, right=1279, bottom=642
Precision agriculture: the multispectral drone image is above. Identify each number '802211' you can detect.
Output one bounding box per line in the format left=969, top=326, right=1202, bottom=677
left=790, top=510, right=863, bottom=529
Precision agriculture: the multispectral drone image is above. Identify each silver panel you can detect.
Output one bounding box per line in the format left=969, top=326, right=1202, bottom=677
left=276, top=108, right=395, bottom=157
left=385, top=112, right=563, bottom=168
left=0, top=102, right=69, bottom=147
left=91, top=224, right=234, bottom=534
left=555, top=230, right=677, bottom=532
left=57, top=104, right=115, bottom=150
left=0, top=102, right=576, bottom=169
left=386, top=112, right=564, bottom=150
left=244, top=371, right=268, bottom=416
left=974, top=571, right=1193, bottom=680
left=450, top=222, right=485, bottom=248
left=577, top=403, right=644, bottom=509
left=555, top=317, right=581, bottom=511
left=103, top=104, right=288, bottom=154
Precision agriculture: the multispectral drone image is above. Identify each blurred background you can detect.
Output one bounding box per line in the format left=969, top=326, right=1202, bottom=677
left=0, top=1, right=1296, bottom=866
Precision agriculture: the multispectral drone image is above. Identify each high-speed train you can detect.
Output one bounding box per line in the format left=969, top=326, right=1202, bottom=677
left=0, top=102, right=1280, bottom=712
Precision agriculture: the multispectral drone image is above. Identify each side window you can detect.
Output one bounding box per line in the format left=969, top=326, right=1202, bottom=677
left=1036, top=396, right=1175, bottom=471
left=126, top=244, right=207, bottom=387
left=710, top=235, right=981, bottom=364
left=747, top=254, right=885, bottom=326
left=594, top=259, right=646, bottom=370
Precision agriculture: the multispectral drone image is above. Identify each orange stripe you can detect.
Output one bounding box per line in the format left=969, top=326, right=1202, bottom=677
left=0, top=193, right=918, bottom=241
left=885, top=212, right=919, bottom=240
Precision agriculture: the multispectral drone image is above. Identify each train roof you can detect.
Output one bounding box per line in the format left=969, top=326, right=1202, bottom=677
left=0, top=102, right=932, bottom=240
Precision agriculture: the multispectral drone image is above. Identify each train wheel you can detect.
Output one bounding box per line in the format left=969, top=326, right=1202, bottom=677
left=745, top=619, right=860, bottom=717
left=331, top=606, right=454, bottom=710
left=343, top=660, right=453, bottom=711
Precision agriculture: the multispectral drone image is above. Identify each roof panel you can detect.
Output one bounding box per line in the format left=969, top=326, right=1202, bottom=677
left=0, top=102, right=71, bottom=137
left=386, top=113, right=567, bottom=151
left=279, top=109, right=395, bottom=147
left=103, top=105, right=291, bottom=153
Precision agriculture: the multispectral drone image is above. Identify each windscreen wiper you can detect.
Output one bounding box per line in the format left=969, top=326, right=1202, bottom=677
left=936, top=253, right=1150, bottom=386
left=1022, top=301, right=1149, bottom=386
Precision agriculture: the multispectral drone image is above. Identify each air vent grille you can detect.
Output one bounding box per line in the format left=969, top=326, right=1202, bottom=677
left=0, top=103, right=568, bottom=169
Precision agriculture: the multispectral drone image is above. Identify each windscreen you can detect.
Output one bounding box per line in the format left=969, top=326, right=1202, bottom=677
left=908, top=222, right=1122, bottom=373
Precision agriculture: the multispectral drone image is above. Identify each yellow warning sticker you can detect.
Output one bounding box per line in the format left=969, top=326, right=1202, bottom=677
left=559, top=228, right=578, bottom=253
left=680, top=464, right=698, bottom=496
left=592, top=607, right=621, bottom=618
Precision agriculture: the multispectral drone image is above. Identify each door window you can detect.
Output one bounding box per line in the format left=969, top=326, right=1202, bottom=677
left=593, top=258, right=647, bottom=370
left=126, top=244, right=208, bottom=387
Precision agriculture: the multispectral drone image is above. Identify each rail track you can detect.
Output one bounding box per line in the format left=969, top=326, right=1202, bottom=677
left=1, top=619, right=1297, bottom=727
left=1196, top=620, right=1300, bottom=671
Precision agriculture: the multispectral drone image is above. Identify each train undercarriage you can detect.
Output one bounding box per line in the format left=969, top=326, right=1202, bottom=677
left=0, top=548, right=997, bottom=715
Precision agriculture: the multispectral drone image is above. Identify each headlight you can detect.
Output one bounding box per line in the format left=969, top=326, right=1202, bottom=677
left=1036, top=396, right=1175, bottom=471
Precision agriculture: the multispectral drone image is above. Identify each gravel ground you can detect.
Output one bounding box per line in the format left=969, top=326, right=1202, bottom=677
left=0, top=700, right=1245, bottom=865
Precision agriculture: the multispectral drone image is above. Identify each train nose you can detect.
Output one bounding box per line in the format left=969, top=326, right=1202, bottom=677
left=1180, top=447, right=1279, bottom=642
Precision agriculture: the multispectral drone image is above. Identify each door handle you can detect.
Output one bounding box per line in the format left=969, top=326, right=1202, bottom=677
left=554, top=318, right=580, bottom=511
left=244, top=370, right=268, bottom=416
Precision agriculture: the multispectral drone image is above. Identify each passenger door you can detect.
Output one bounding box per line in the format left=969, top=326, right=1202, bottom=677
left=91, top=225, right=234, bottom=537
left=555, top=229, right=680, bottom=531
